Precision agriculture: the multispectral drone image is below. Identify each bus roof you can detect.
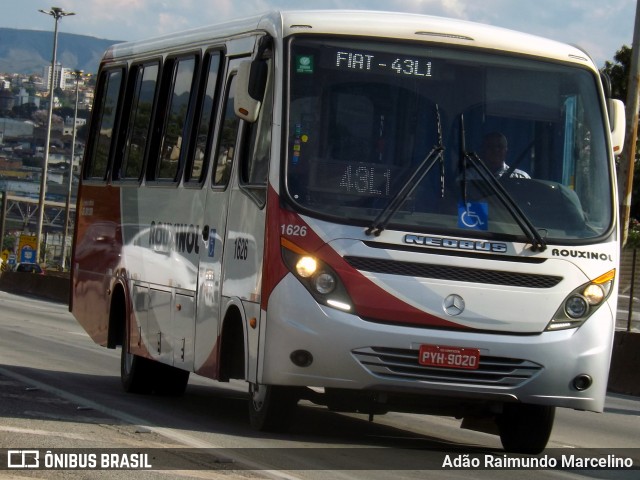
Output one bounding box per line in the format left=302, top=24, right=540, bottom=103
left=102, top=10, right=595, bottom=70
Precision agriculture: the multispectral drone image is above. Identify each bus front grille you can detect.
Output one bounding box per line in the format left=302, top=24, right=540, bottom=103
left=352, top=346, right=543, bottom=387
left=344, top=256, right=562, bottom=288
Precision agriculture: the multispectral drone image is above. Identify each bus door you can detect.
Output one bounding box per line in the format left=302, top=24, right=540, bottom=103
left=195, top=50, right=273, bottom=382
left=194, top=57, right=243, bottom=378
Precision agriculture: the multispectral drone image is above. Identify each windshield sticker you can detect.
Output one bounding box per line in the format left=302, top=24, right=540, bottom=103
left=458, top=202, right=488, bottom=230
left=296, top=55, right=314, bottom=74
left=292, top=124, right=305, bottom=164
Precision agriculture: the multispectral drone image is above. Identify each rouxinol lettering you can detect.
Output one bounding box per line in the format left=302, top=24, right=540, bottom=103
left=149, top=221, right=200, bottom=255
left=551, top=249, right=613, bottom=262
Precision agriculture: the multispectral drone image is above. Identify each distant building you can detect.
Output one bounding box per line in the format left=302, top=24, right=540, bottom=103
left=0, top=118, right=35, bottom=138
left=0, top=157, right=22, bottom=169
left=0, top=89, right=14, bottom=112
left=43, top=63, right=69, bottom=90
left=15, top=88, right=40, bottom=108
left=64, top=116, right=87, bottom=129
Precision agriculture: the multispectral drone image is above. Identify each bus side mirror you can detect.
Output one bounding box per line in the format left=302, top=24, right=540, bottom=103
left=608, top=99, right=626, bottom=155
left=235, top=59, right=268, bottom=123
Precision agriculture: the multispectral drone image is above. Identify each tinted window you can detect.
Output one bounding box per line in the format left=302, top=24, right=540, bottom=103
left=120, top=62, right=159, bottom=180
left=157, top=56, right=197, bottom=180
left=86, top=68, right=123, bottom=179
left=213, top=75, right=239, bottom=187
left=187, top=51, right=222, bottom=183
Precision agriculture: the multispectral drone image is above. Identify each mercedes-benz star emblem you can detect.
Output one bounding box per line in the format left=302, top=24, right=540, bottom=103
left=443, top=294, right=465, bottom=316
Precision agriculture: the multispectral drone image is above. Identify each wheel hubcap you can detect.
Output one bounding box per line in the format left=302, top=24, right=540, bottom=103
left=250, top=383, right=267, bottom=412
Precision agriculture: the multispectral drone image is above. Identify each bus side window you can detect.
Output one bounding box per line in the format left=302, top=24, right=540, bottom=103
left=119, top=62, right=159, bottom=181
left=213, top=75, right=240, bottom=187
left=156, top=55, right=198, bottom=181
left=239, top=58, right=272, bottom=205
left=84, top=68, right=124, bottom=180
left=186, top=51, right=222, bottom=184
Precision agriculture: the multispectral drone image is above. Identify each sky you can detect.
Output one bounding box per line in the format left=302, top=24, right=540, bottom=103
left=4, top=0, right=638, bottom=68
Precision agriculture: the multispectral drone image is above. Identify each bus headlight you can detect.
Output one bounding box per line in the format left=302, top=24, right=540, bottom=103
left=313, top=272, right=336, bottom=294
left=546, top=269, right=615, bottom=331
left=281, top=238, right=353, bottom=312
left=565, top=295, right=589, bottom=319
left=583, top=284, right=605, bottom=305
left=296, top=256, right=317, bottom=278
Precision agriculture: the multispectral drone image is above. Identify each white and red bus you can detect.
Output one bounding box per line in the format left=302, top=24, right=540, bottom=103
left=71, top=10, right=626, bottom=453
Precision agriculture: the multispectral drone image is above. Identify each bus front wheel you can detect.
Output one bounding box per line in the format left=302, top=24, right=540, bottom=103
left=497, top=403, right=555, bottom=454
left=120, top=333, right=153, bottom=394
left=248, top=383, right=298, bottom=432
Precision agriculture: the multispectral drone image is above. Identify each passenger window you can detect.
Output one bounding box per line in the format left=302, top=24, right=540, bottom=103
left=157, top=56, right=197, bottom=181
left=239, top=59, right=272, bottom=206
left=241, top=61, right=272, bottom=187
left=120, top=62, right=159, bottom=180
left=86, top=68, right=123, bottom=180
left=213, top=75, right=240, bottom=187
left=186, top=51, right=222, bottom=184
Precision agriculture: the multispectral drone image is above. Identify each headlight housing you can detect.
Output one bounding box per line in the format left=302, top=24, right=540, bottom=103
left=546, top=269, right=615, bottom=331
left=281, top=238, right=353, bottom=312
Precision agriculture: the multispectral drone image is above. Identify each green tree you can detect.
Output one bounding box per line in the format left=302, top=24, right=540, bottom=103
left=603, top=45, right=640, bottom=246
left=2, top=235, right=15, bottom=251
left=602, top=45, right=631, bottom=101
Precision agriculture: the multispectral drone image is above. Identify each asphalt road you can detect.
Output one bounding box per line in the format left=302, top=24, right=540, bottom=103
left=0, top=290, right=638, bottom=479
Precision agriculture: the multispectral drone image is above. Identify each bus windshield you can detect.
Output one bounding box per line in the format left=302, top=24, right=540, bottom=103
left=285, top=36, right=613, bottom=243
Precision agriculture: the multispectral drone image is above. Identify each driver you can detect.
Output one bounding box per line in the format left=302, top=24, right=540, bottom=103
left=480, top=132, right=530, bottom=179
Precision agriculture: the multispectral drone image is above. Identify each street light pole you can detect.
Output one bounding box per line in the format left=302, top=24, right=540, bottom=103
left=35, top=6, right=74, bottom=265
left=62, top=69, right=82, bottom=270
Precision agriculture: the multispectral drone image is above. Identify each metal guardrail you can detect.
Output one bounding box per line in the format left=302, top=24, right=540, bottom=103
left=619, top=249, right=640, bottom=332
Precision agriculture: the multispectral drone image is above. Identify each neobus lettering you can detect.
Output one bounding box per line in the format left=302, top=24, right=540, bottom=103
left=149, top=221, right=200, bottom=255
left=551, top=249, right=612, bottom=261
left=404, top=234, right=508, bottom=253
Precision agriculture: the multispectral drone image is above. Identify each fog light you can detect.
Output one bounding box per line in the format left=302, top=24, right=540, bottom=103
left=565, top=295, right=588, bottom=319
left=573, top=374, right=593, bottom=391
left=290, top=350, right=313, bottom=367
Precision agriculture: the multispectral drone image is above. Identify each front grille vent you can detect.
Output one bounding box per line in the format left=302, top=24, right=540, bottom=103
left=352, top=346, right=543, bottom=387
left=345, top=256, right=562, bottom=288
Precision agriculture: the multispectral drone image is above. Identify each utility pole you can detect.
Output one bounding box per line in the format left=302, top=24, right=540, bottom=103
left=620, top=0, right=640, bottom=247
left=35, top=6, right=75, bottom=265
left=0, top=191, right=6, bottom=260
left=62, top=70, right=83, bottom=270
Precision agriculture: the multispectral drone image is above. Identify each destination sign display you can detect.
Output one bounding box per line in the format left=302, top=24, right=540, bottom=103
left=308, top=160, right=399, bottom=198
left=295, top=44, right=436, bottom=79
left=334, top=49, right=433, bottom=78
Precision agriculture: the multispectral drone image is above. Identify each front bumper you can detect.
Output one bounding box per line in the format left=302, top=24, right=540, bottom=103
left=261, top=274, right=614, bottom=413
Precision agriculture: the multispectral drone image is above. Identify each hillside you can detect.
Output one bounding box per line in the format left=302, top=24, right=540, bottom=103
left=0, top=28, right=124, bottom=75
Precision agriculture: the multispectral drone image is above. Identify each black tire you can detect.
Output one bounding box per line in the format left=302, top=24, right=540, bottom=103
left=497, top=403, right=555, bottom=454
left=120, top=327, right=154, bottom=394
left=248, top=383, right=298, bottom=432
left=154, top=362, right=190, bottom=396
left=120, top=325, right=190, bottom=396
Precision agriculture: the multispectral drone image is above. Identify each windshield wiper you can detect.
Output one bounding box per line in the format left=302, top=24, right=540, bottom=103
left=365, top=105, right=445, bottom=236
left=458, top=115, right=547, bottom=252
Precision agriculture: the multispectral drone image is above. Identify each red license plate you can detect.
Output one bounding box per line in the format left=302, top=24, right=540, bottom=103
left=418, top=345, right=480, bottom=370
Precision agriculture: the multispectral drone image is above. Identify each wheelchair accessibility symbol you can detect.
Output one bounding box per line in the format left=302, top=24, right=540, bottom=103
left=458, top=202, right=488, bottom=230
